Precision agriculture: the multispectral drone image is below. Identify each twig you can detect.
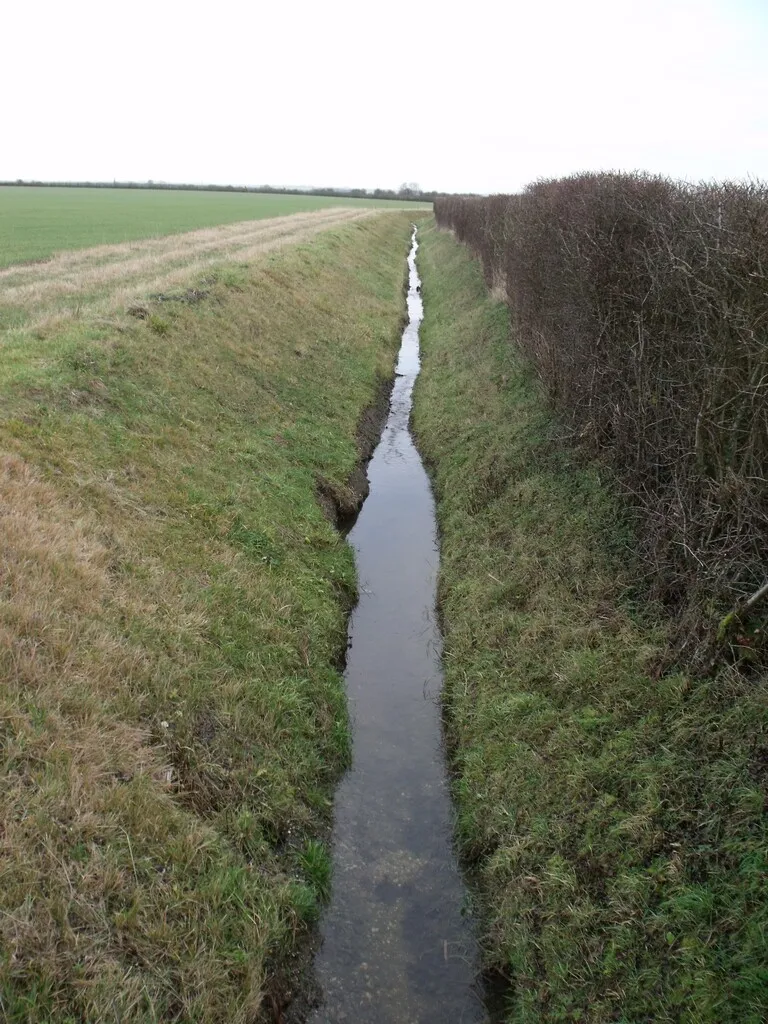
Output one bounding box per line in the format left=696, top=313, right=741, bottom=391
left=717, top=579, right=768, bottom=642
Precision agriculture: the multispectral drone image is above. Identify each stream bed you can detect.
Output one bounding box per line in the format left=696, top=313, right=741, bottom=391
left=308, top=228, right=486, bottom=1023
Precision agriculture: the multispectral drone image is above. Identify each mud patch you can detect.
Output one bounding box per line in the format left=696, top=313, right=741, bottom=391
left=315, top=371, right=395, bottom=535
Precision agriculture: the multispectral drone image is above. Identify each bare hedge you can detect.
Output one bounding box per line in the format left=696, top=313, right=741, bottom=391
left=435, top=174, right=768, bottom=645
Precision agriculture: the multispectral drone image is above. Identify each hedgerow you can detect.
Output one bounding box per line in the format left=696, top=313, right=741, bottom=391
left=436, top=175, right=768, bottom=659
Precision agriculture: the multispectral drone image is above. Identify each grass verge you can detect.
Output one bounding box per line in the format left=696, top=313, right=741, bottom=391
left=0, top=212, right=412, bottom=1022
left=412, top=222, right=768, bottom=1023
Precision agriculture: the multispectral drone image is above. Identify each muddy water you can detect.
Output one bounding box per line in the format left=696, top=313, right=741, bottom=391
left=308, top=229, right=485, bottom=1024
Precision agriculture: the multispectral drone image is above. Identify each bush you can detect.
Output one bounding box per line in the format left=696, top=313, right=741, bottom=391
left=436, top=175, right=768, bottom=653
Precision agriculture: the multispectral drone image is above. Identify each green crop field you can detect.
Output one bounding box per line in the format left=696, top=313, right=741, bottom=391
left=0, top=186, right=431, bottom=267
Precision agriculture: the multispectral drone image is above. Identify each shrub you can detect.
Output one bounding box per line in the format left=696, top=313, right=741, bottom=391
left=436, top=175, right=768, bottom=655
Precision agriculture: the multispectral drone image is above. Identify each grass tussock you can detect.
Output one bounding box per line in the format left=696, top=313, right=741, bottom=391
left=413, top=223, right=768, bottom=1023
left=0, top=212, right=413, bottom=1022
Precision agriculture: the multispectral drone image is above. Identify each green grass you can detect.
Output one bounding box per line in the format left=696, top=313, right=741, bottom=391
left=413, top=222, right=768, bottom=1023
left=0, top=212, right=413, bottom=1021
left=0, top=186, right=430, bottom=267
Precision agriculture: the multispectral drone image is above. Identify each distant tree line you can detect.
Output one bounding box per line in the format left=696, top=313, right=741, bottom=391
left=1, top=179, right=441, bottom=202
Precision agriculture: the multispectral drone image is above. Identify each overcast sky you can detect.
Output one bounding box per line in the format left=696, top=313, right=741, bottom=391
left=3, top=0, right=766, bottom=194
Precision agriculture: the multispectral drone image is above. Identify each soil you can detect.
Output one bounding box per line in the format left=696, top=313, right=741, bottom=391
left=315, top=371, right=395, bottom=535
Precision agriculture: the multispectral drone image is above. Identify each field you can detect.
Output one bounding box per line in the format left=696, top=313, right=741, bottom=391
left=0, top=186, right=431, bottom=268
left=0, top=207, right=378, bottom=340
left=413, top=224, right=767, bottom=1022
left=0, top=212, right=415, bottom=1021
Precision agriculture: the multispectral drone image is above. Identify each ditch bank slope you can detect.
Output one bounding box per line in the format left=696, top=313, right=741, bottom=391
left=412, top=223, right=767, bottom=1023
left=0, top=214, right=413, bottom=1022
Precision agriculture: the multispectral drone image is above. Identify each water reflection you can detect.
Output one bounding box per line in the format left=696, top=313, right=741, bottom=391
left=308, top=228, right=485, bottom=1024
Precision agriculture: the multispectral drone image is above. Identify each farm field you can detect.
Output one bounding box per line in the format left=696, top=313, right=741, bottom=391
left=0, top=186, right=431, bottom=268
left=0, top=207, right=378, bottom=341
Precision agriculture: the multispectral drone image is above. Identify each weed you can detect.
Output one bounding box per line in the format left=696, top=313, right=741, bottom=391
left=287, top=882, right=322, bottom=926
left=148, top=314, right=170, bottom=335
left=297, top=840, right=332, bottom=903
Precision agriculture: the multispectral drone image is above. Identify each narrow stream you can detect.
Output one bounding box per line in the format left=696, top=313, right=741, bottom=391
left=308, top=228, right=485, bottom=1023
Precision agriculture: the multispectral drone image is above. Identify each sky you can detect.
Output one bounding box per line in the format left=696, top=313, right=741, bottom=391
left=2, top=0, right=767, bottom=194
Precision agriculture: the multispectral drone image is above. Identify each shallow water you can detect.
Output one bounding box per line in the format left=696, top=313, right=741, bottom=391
left=308, top=228, right=485, bottom=1023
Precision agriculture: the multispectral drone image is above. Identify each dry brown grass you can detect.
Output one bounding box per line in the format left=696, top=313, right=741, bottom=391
left=0, top=416, right=279, bottom=1022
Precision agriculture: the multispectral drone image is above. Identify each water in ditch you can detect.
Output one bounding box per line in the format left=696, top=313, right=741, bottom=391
left=308, top=228, right=486, bottom=1024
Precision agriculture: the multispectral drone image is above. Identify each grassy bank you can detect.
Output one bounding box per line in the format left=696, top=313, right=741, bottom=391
left=0, top=213, right=412, bottom=1021
left=413, top=223, right=767, bottom=1022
